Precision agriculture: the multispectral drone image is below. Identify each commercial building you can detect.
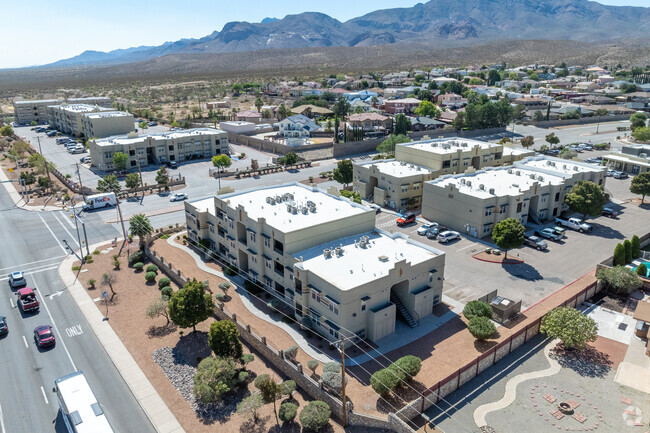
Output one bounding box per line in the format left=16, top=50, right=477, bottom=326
left=81, top=111, right=135, bottom=139
left=12, top=99, right=63, bottom=125
left=48, top=104, right=114, bottom=137
left=219, top=121, right=256, bottom=134
left=185, top=183, right=445, bottom=344
left=354, top=137, right=534, bottom=211
left=89, top=128, right=228, bottom=171
left=603, top=143, right=650, bottom=175
left=422, top=156, right=606, bottom=237
left=68, top=97, right=112, bottom=108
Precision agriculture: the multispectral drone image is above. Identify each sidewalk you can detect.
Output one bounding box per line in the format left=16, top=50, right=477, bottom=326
left=0, top=164, right=62, bottom=211
left=58, top=243, right=185, bottom=433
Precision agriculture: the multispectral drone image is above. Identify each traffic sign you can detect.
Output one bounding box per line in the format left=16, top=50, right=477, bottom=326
left=101, top=291, right=109, bottom=299
left=8, top=168, right=13, bottom=172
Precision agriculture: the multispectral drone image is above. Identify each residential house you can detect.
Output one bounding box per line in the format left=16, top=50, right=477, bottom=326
left=236, top=110, right=264, bottom=122
left=407, top=116, right=445, bottom=131
left=276, top=114, right=320, bottom=138
left=346, top=113, right=391, bottom=132
left=291, top=105, right=333, bottom=118
left=383, top=98, right=421, bottom=115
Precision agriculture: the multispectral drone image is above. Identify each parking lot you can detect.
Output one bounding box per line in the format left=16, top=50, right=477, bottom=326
left=375, top=180, right=650, bottom=309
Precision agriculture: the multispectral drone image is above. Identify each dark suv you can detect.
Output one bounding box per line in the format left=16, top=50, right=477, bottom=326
left=602, top=207, right=619, bottom=218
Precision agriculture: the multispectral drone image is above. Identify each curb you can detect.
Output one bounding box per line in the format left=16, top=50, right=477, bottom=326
left=58, top=241, right=185, bottom=433
left=472, top=253, right=524, bottom=265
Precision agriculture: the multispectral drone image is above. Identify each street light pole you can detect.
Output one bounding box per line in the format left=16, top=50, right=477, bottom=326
left=75, top=163, right=86, bottom=202
left=334, top=336, right=347, bottom=427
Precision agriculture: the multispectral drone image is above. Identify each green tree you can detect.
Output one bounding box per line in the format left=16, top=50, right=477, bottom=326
left=139, top=120, right=149, bottom=131
left=112, top=152, right=128, bottom=172
left=631, top=235, right=641, bottom=259
left=155, top=166, right=169, bottom=188
left=630, top=172, right=650, bottom=204
left=597, top=266, right=642, bottom=295
left=377, top=134, right=410, bottom=155
left=491, top=218, right=525, bottom=260
left=96, top=174, right=121, bottom=195
left=168, top=279, right=214, bottom=333
left=101, top=272, right=116, bottom=299
left=533, top=110, right=545, bottom=122
left=170, top=121, right=180, bottom=128
left=278, top=104, right=290, bottom=120
left=9, top=141, right=31, bottom=161
left=299, top=401, right=331, bottom=432
left=487, top=69, right=501, bottom=86
left=280, top=380, right=296, bottom=398
left=414, top=100, right=440, bottom=118
left=208, top=320, right=243, bottom=359
left=128, top=213, right=153, bottom=251
left=125, top=172, right=140, bottom=190
left=520, top=135, right=534, bottom=149
left=393, top=355, right=421, bottom=381
left=212, top=154, right=232, bottom=189
left=193, top=357, right=238, bottom=404
left=333, top=97, right=351, bottom=143
left=279, top=402, right=298, bottom=424
left=636, top=264, right=648, bottom=277
left=540, top=307, right=598, bottom=350
left=0, top=124, right=14, bottom=137
left=613, top=243, right=626, bottom=267
left=370, top=368, right=399, bottom=396
left=19, top=171, right=36, bottom=187
left=394, top=114, right=410, bottom=135
left=468, top=316, right=496, bottom=341
left=594, top=108, right=608, bottom=117
left=564, top=181, right=607, bottom=221
left=37, top=176, right=51, bottom=189
left=284, top=152, right=299, bottom=165
left=559, top=148, right=577, bottom=160
left=630, top=112, right=648, bottom=131
left=624, top=239, right=633, bottom=264
left=255, top=374, right=282, bottom=426
left=146, top=298, right=170, bottom=325
left=333, top=159, right=353, bottom=188
left=463, top=300, right=493, bottom=320
left=545, top=132, right=560, bottom=148
left=632, top=127, right=650, bottom=142
left=237, top=394, right=264, bottom=422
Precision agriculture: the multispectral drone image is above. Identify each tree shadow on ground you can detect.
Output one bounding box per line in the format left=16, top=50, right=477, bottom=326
left=146, top=323, right=177, bottom=338
left=239, top=415, right=271, bottom=433
left=473, top=330, right=501, bottom=352
left=377, top=381, right=428, bottom=413
left=501, top=262, right=543, bottom=281
left=173, top=331, right=212, bottom=367
left=585, top=223, right=624, bottom=240
left=268, top=421, right=301, bottom=433
left=550, top=344, right=612, bottom=378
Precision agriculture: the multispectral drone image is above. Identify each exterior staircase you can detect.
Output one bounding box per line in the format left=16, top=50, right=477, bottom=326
left=528, top=210, right=543, bottom=226
left=390, top=292, right=418, bottom=328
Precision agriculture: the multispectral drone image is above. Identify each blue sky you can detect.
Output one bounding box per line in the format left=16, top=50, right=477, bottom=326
left=0, top=0, right=647, bottom=69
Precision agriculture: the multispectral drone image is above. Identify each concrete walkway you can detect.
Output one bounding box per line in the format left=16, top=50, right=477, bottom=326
left=0, top=165, right=61, bottom=211
left=59, top=241, right=185, bottom=433
left=166, top=233, right=332, bottom=363
left=614, top=333, right=650, bottom=394
left=473, top=339, right=561, bottom=427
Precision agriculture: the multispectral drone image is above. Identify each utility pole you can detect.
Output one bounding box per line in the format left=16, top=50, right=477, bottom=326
left=335, top=336, right=347, bottom=427
left=72, top=209, right=91, bottom=257
left=116, top=200, right=128, bottom=256
left=75, top=163, right=86, bottom=202
left=36, top=137, right=52, bottom=192
left=137, top=157, right=144, bottom=204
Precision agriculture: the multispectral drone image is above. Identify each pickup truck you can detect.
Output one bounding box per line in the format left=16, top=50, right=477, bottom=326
left=554, top=217, right=592, bottom=233
left=16, top=287, right=40, bottom=313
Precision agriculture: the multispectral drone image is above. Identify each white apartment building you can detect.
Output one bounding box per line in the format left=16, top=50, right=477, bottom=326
left=13, top=99, right=63, bottom=124
left=185, top=184, right=446, bottom=344
left=354, top=137, right=534, bottom=211
left=81, top=111, right=135, bottom=139
left=89, top=128, right=228, bottom=171
left=422, top=156, right=606, bottom=237
left=48, top=104, right=114, bottom=137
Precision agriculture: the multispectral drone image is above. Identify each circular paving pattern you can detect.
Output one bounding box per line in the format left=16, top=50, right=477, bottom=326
left=528, top=383, right=604, bottom=431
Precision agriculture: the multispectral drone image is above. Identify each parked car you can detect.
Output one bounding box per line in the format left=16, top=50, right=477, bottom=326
left=0, top=316, right=7, bottom=336
left=602, top=207, right=619, bottom=218
left=46, top=131, right=57, bottom=137
left=613, top=171, right=628, bottom=179
left=551, top=226, right=566, bottom=238
left=33, top=325, right=55, bottom=348
left=535, top=228, right=563, bottom=241
left=554, top=217, right=592, bottom=233
left=170, top=193, right=188, bottom=202
left=147, top=121, right=158, bottom=127
left=426, top=226, right=447, bottom=240
left=396, top=213, right=416, bottom=226
left=523, top=235, right=548, bottom=251
left=417, top=222, right=438, bottom=235
left=578, top=143, right=593, bottom=151
left=606, top=169, right=615, bottom=177
left=438, top=231, right=461, bottom=243
left=8, top=271, right=26, bottom=289
left=368, top=204, right=381, bottom=214
left=167, top=161, right=178, bottom=169
left=79, top=156, right=91, bottom=163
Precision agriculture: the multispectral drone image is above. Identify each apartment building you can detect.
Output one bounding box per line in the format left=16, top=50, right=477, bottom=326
left=48, top=104, right=113, bottom=137
left=13, top=99, right=63, bottom=125
left=185, top=183, right=446, bottom=344
left=422, top=156, right=606, bottom=237
left=89, top=128, right=228, bottom=171
left=353, top=137, right=534, bottom=210
left=68, top=97, right=112, bottom=108
left=81, top=111, right=135, bottom=139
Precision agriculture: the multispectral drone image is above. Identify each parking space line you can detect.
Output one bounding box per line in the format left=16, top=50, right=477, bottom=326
left=37, top=214, right=68, bottom=255
left=22, top=335, right=28, bottom=348
left=457, top=242, right=477, bottom=252
left=40, top=386, right=49, bottom=405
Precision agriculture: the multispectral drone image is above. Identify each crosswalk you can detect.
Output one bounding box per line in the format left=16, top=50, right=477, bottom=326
left=376, top=221, right=395, bottom=229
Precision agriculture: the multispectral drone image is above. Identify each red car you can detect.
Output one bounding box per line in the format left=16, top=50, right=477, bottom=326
left=34, top=325, right=55, bottom=348
left=396, top=212, right=416, bottom=226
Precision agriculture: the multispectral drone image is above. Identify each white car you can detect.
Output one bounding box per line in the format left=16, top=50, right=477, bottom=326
left=417, top=222, right=438, bottom=235
left=8, top=271, right=26, bottom=288
left=437, top=231, right=461, bottom=243
left=170, top=193, right=188, bottom=202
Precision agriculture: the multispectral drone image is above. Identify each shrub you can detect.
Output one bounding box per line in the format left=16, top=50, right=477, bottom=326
left=224, top=265, right=238, bottom=276
left=85, top=258, right=94, bottom=264
left=88, top=279, right=96, bottom=289
left=631, top=235, right=641, bottom=259
left=613, top=243, right=626, bottom=266
left=145, top=271, right=157, bottom=282
left=468, top=317, right=496, bottom=341
left=209, top=320, right=243, bottom=359
left=218, top=282, right=231, bottom=295
left=254, top=374, right=270, bottom=390
left=370, top=368, right=399, bottom=397
left=238, top=371, right=249, bottom=384
left=299, top=401, right=331, bottom=432
left=280, top=380, right=296, bottom=397
left=322, top=362, right=340, bottom=374
left=133, top=262, right=144, bottom=271
left=215, top=293, right=224, bottom=304
left=92, top=250, right=100, bottom=255
left=636, top=264, right=647, bottom=277
left=463, top=300, right=493, bottom=320
left=624, top=240, right=633, bottom=264
left=193, top=357, right=238, bottom=404
left=393, top=355, right=422, bottom=381
left=307, top=360, right=319, bottom=375
left=158, top=277, right=171, bottom=289
left=284, top=345, right=298, bottom=362
left=597, top=266, right=643, bottom=295
left=128, top=250, right=144, bottom=266
left=161, top=286, right=173, bottom=300
left=240, top=353, right=255, bottom=366
left=146, top=264, right=158, bottom=273
left=112, top=255, right=121, bottom=269
left=279, top=402, right=298, bottom=423
left=72, top=266, right=80, bottom=271
left=321, top=371, right=347, bottom=394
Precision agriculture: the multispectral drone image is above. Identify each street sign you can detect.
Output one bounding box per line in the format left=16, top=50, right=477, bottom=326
left=101, top=291, right=109, bottom=299
left=8, top=168, right=13, bottom=172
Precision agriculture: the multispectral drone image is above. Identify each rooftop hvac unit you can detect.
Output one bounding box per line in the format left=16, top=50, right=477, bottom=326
left=489, top=188, right=495, bottom=194
left=400, top=161, right=407, bottom=166
left=512, top=183, right=519, bottom=188
left=538, top=176, right=544, bottom=182
left=479, top=184, right=485, bottom=190
left=306, top=200, right=315, bottom=207
left=266, top=196, right=276, bottom=205
left=573, top=166, right=579, bottom=171
left=530, top=174, right=536, bottom=179
left=460, top=179, right=466, bottom=185
left=323, top=249, right=332, bottom=258
left=309, top=204, right=317, bottom=213
left=359, top=238, right=368, bottom=248
left=275, top=195, right=282, bottom=203
left=286, top=203, right=292, bottom=212
left=563, top=164, right=567, bottom=169
left=546, top=160, right=552, bottom=166
left=301, top=206, right=309, bottom=214
left=291, top=205, right=298, bottom=214
left=508, top=169, right=513, bottom=174
left=335, top=246, right=343, bottom=256
left=408, top=164, right=414, bottom=168
left=466, top=181, right=472, bottom=187
left=431, top=143, right=438, bottom=147
left=461, top=142, right=468, bottom=147
left=378, top=255, right=389, bottom=262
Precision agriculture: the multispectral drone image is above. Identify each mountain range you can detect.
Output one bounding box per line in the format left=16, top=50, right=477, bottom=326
left=41, top=0, right=650, bottom=69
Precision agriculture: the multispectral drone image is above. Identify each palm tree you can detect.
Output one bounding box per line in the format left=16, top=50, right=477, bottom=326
left=129, top=214, right=153, bottom=251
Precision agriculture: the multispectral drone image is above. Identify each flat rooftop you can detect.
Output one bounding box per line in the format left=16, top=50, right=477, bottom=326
left=189, top=197, right=215, bottom=215
left=221, top=184, right=370, bottom=232
left=51, top=104, right=108, bottom=113
left=83, top=111, right=131, bottom=120
left=94, top=127, right=225, bottom=146
left=431, top=167, right=564, bottom=198
left=359, top=160, right=432, bottom=177
left=14, top=99, right=60, bottom=105
left=69, top=97, right=110, bottom=101
left=296, top=231, right=440, bottom=291
left=400, top=137, right=499, bottom=154
left=517, top=157, right=604, bottom=175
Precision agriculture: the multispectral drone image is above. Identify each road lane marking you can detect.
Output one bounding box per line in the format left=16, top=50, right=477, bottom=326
left=22, top=335, right=28, bottom=348
left=58, top=210, right=76, bottom=229
left=52, top=212, right=79, bottom=247
left=33, top=283, right=77, bottom=372
left=40, top=386, right=49, bottom=404
left=457, top=242, right=477, bottom=252
left=8, top=297, right=14, bottom=309
left=65, top=324, right=83, bottom=337
left=37, top=213, right=68, bottom=255
left=0, top=262, right=64, bottom=276
left=0, top=266, right=61, bottom=282
left=0, top=402, right=6, bottom=433
left=0, top=255, right=66, bottom=272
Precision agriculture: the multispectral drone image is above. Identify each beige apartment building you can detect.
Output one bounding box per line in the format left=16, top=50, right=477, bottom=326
left=13, top=99, right=63, bottom=125
left=81, top=111, right=135, bottom=139
left=422, top=156, right=606, bottom=237
left=89, top=128, right=228, bottom=171
left=68, top=97, right=112, bottom=108
left=185, top=183, right=446, bottom=344
left=48, top=104, right=114, bottom=137
left=354, top=137, right=533, bottom=211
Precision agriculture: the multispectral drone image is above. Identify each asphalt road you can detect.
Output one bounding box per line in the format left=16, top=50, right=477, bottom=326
left=0, top=188, right=154, bottom=433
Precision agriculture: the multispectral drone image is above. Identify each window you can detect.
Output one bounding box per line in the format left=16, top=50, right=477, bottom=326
left=499, top=204, right=507, bottom=214
left=137, top=148, right=145, bottom=156
left=555, top=192, right=560, bottom=202
left=483, top=223, right=492, bottom=234
left=541, top=194, right=548, bottom=203
left=516, top=202, right=522, bottom=213
left=265, top=259, right=272, bottom=270
left=249, top=232, right=256, bottom=242
left=204, top=140, right=210, bottom=146
left=274, top=239, right=284, bottom=254
left=204, top=150, right=211, bottom=157
left=168, top=144, right=174, bottom=151
left=483, top=156, right=489, bottom=163
left=228, top=219, right=234, bottom=229
left=104, top=152, right=112, bottom=159
left=264, top=236, right=271, bottom=248
left=401, top=185, right=409, bottom=193
left=157, top=146, right=165, bottom=153
left=195, top=141, right=201, bottom=148
left=442, top=160, right=451, bottom=169
left=464, top=160, right=469, bottom=166
left=179, top=153, right=185, bottom=161
left=400, top=198, right=408, bottom=207
left=311, top=289, right=321, bottom=303
left=178, top=143, right=184, bottom=150
left=494, top=152, right=502, bottom=159
left=452, top=161, right=458, bottom=167
left=485, top=207, right=492, bottom=216
left=413, top=183, right=421, bottom=190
